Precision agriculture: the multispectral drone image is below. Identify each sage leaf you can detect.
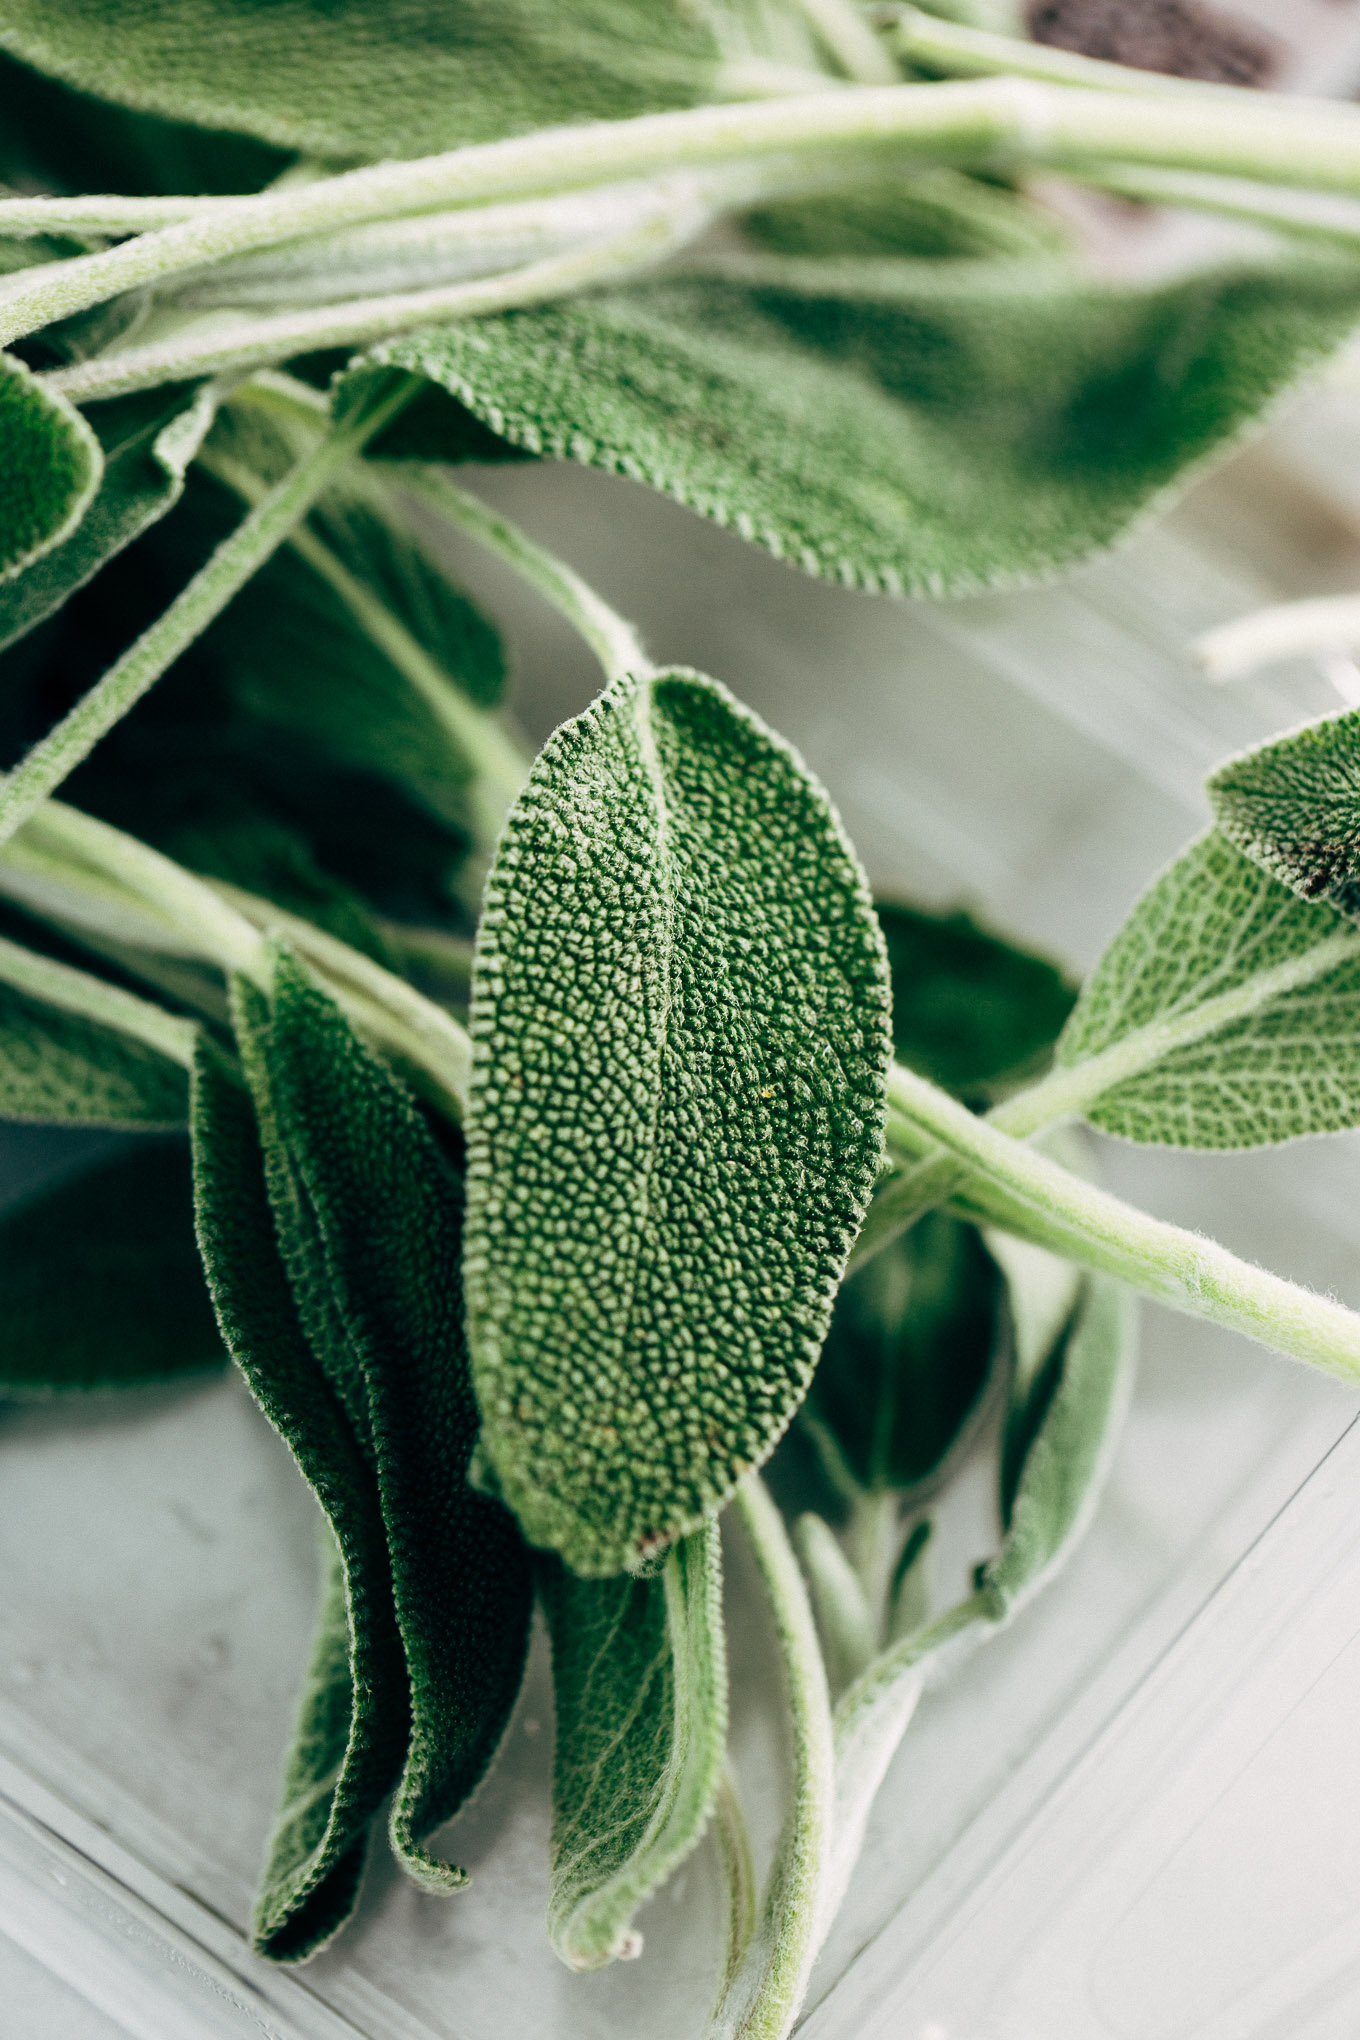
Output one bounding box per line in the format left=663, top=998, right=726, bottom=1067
left=0, top=1138, right=223, bottom=1394
left=0, top=384, right=216, bottom=656
left=359, top=252, right=1360, bottom=594
left=0, top=0, right=726, bottom=162
left=802, top=1211, right=1002, bottom=1497
left=1054, top=829, right=1360, bottom=1147
left=191, top=1038, right=409, bottom=1962
left=879, top=899, right=1075, bottom=1101
left=0, top=974, right=189, bottom=1126
left=236, top=950, right=532, bottom=1893
left=0, top=351, right=100, bottom=583
left=464, top=667, right=891, bottom=1575
left=981, top=1277, right=1135, bottom=1622
left=540, top=1519, right=725, bottom=1971
left=1207, top=707, right=1360, bottom=912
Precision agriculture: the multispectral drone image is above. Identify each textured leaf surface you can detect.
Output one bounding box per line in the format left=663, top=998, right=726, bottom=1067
left=804, top=1211, right=1001, bottom=1495
left=191, top=1039, right=408, bottom=1962
left=0, top=352, right=100, bottom=584
left=0, top=975, right=189, bottom=1126
left=541, top=1521, right=725, bottom=1971
left=878, top=898, right=1074, bottom=1100
left=363, top=255, right=1360, bottom=595
left=1056, top=830, right=1360, bottom=1147
left=982, top=1278, right=1135, bottom=1623
left=0, top=0, right=725, bottom=161
left=1208, top=708, right=1360, bottom=911
left=237, top=952, right=532, bottom=1891
left=0, top=385, right=215, bottom=656
left=0, top=1138, right=223, bottom=1394
left=465, top=667, right=890, bottom=1575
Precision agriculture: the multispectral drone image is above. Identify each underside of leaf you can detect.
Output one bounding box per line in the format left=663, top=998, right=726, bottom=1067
left=0, top=351, right=101, bottom=583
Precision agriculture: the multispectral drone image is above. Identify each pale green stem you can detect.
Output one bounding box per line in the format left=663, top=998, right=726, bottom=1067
left=0, top=929, right=197, bottom=1067
left=201, top=448, right=530, bottom=846
left=17, top=76, right=1360, bottom=347
left=1063, top=163, right=1360, bottom=246
left=886, top=1059, right=1360, bottom=1381
left=1193, top=592, right=1360, bottom=681
left=793, top=0, right=900, bottom=85
left=380, top=465, right=651, bottom=681
left=7, top=801, right=267, bottom=980
left=710, top=1477, right=834, bottom=2040
left=376, top=922, right=475, bottom=1008
left=0, top=377, right=417, bottom=850
left=794, top=1512, right=878, bottom=1694
left=832, top=1589, right=991, bottom=1756
left=883, top=3, right=1241, bottom=97
left=209, top=882, right=473, bottom=1122
left=843, top=1487, right=902, bottom=1634
left=713, top=1766, right=758, bottom=2000
left=855, top=912, right=1360, bottom=1269
left=43, top=201, right=703, bottom=404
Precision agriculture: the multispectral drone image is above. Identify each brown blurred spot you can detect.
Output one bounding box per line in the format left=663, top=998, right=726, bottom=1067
left=1026, top=0, right=1278, bottom=86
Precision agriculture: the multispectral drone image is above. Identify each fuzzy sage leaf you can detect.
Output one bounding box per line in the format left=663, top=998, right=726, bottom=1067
left=0, top=383, right=216, bottom=655
left=235, top=951, right=532, bottom=1894
left=541, top=1519, right=725, bottom=1971
left=464, top=666, right=890, bottom=1575
left=1207, top=706, right=1360, bottom=913
left=191, top=1037, right=408, bottom=1961
left=1045, top=830, right=1360, bottom=1147
left=358, top=253, right=1360, bottom=596
left=0, top=0, right=729, bottom=162
left=0, top=350, right=100, bottom=583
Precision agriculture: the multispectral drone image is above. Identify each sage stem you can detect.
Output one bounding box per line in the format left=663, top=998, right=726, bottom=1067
left=1193, top=591, right=1360, bottom=681
left=380, top=465, right=651, bottom=682
left=710, top=1476, right=834, bottom=2040
left=15, top=75, right=1360, bottom=348
left=0, top=376, right=417, bottom=851
left=886, top=1060, right=1360, bottom=1381
left=0, top=929, right=197, bottom=1069
left=713, top=1766, right=758, bottom=2000
left=201, top=448, right=530, bottom=848
left=44, top=203, right=701, bottom=404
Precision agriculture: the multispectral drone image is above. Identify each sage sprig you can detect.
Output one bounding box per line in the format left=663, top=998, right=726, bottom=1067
left=5, top=14, right=1360, bottom=2040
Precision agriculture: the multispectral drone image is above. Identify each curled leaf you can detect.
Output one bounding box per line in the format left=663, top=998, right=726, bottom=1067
left=0, top=350, right=100, bottom=583
left=361, top=253, right=1360, bottom=595
left=465, top=666, right=890, bottom=1575
left=1208, top=707, right=1360, bottom=913
left=542, top=1520, right=725, bottom=1971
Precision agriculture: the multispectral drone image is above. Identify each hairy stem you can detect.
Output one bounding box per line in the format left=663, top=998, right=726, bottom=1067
left=381, top=465, right=651, bottom=682
left=793, top=0, right=900, bottom=85
left=883, top=3, right=1240, bottom=97
left=0, top=376, right=417, bottom=850
left=886, top=1060, right=1360, bottom=1379
left=202, top=448, right=530, bottom=846
left=13, top=76, right=1360, bottom=347
left=43, top=202, right=703, bottom=403
left=713, top=1766, right=758, bottom=1999
left=1193, top=591, right=1360, bottom=680
left=710, top=1477, right=834, bottom=2040
left=0, top=929, right=197, bottom=1067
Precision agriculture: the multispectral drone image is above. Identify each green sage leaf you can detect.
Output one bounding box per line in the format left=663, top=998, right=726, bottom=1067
left=803, top=1211, right=1002, bottom=1498
left=1207, top=707, right=1360, bottom=912
left=541, top=1519, right=725, bottom=1971
left=981, top=1277, right=1135, bottom=1622
left=191, top=1038, right=409, bottom=1962
left=1055, top=829, right=1360, bottom=1147
left=236, top=951, right=532, bottom=1893
left=0, top=1137, right=223, bottom=1394
left=0, top=351, right=100, bottom=584
left=465, top=667, right=891, bottom=1575
left=0, top=0, right=727, bottom=161
left=879, top=898, right=1075, bottom=1100
left=359, top=253, right=1360, bottom=595
left=0, top=974, right=189, bottom=1127
left=0, top=384, right=216, bottom=656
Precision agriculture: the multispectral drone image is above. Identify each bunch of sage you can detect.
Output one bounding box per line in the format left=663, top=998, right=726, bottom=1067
left=6, top=6, right=1360, bottom=2036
